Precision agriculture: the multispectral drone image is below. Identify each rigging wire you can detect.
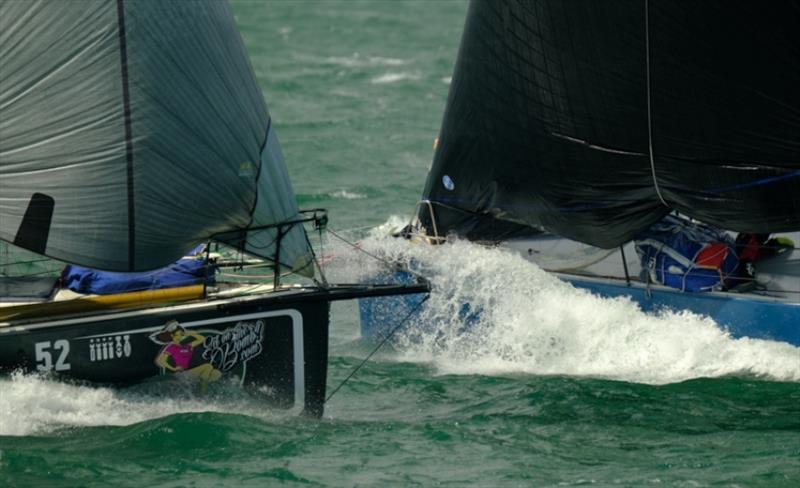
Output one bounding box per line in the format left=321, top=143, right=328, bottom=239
left=325, top=294, right=430, bottom=404
left=645, top=0, right=669, bottom=209
left=326, top=227, right=427, bottom=280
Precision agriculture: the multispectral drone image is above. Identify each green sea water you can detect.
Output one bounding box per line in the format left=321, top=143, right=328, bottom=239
left=2, top=1, right=799, bottom=487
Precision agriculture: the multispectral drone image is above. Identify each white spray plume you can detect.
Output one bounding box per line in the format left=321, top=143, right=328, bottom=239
left=332, top=220, right=800, bottom=385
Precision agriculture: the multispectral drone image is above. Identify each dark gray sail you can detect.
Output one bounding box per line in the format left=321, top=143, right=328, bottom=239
left=420, top=0, right=800, bottom=248
left=0, top=0, right=311, bottom=272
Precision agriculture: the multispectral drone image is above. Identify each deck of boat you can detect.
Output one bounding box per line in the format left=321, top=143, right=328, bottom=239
left=0, top=282, right=289, bottom=325
left=500, top=231, right=800, bottom=303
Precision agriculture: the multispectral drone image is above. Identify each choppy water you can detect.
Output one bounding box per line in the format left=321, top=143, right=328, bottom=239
left=2, top=1, right=799, bottom=487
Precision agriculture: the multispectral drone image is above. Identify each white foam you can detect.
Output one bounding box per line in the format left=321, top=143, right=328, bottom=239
left=0, top=372, right=281, bottom=437
left=278, top=26, right=292, bottom=39
left=345, top=230, right=800, bottom=385
left=329, top=189, right=367, bottom=200
left=325, top=53, right=406, bottom=68
left=370, top=72, right=422, bottom=84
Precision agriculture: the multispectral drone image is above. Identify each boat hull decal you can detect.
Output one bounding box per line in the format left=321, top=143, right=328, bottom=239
left=0, top=298, right=330, bottom=416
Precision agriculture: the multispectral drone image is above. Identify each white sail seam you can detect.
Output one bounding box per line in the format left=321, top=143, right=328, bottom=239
left=551, top=132, right=645, bottom=157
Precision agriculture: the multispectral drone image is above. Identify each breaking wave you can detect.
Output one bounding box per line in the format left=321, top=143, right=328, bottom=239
left=331, top=218, right=800, bottom=385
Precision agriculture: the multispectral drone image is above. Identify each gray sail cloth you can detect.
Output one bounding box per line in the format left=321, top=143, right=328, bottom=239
left=0, top=0, right=312, bottom=273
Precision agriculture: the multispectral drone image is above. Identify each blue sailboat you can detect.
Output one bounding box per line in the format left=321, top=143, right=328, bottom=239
left=360, top=0, right=800, bottom=346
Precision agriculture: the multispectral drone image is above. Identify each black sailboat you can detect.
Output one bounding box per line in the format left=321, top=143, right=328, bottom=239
left=361, top=0, right=800, bottom=345
left=0, top=0, right=427, bottom=417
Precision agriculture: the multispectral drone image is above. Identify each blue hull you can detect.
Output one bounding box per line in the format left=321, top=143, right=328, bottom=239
left=359, top=272, right=800, bottom=346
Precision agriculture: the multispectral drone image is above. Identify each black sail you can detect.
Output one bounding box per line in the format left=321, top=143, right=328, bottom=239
left=649, top=2, right=800, bottom=232
left=420, top=0, right=800, bottom=248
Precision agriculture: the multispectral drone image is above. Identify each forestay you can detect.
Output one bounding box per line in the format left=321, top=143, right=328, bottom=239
left=0, top=0, right=311, bottom=273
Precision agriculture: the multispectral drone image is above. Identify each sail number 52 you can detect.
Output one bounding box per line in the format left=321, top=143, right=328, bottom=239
left=34, top=340, right=71, bottom=372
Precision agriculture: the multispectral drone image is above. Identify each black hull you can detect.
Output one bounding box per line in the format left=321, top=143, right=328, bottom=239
left=0, top=290, right=331, bottom=417
left=1, top=282, right=429, bottom=417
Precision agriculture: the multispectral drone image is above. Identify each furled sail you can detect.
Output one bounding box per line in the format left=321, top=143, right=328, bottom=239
left=0, top=0, right=312, bottom=273
left=420, top=0, right=800, bottom=248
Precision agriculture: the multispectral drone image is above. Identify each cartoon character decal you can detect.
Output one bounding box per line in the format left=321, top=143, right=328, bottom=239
left=149, top=318, right=266, bottom=384
left=150, top=320, right=221, bottom=382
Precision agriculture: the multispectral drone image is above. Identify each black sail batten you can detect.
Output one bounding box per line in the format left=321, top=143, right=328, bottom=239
left=116, top=0, right=136, bottom=271
left=12, top=193, right=55, bottom=255
left=420, top=0, right=800, bottom=248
